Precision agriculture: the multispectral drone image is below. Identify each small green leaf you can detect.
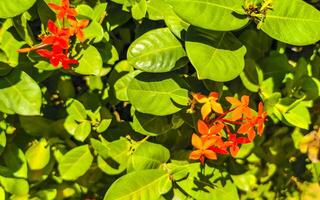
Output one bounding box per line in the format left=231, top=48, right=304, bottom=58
left=25, top=139, right=50, bottom=170
left=58, top=145, right=93, bottom=180
left=66, top=99, right=87, bottom=122
left=75, top=45, right=104, bottom=76
left=74, top=121, right=91, bottom=142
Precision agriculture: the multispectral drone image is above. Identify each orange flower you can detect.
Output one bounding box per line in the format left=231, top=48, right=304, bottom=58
left=68, top=18, right=90, bottom=42
left=189, top=134, right=217, bottom=164
left=256, top=102, right=267, bottom=135
left=197, top=120, right=224, bottom=136
left=48, top=0, right=77, bottom=20
left=226, top=95, right=253, bottom=121
left=237, top=119, right=256, bottom=141
left=192, top=92, right=223, bottom=119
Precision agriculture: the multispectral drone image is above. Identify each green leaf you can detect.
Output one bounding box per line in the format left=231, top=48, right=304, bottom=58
left=75, top=45, right=104, bottom=76
left=186, top=26, right=246, bottom=82
left=0, top=30, right=25, bottom=67
left=132, top=0, right=147, bottom=20
left=114, top=70, right=141, bottom=101
left=127, top=73, right=189, bottom=116
left=97, top=138, right=131, bottom=175
left=58, top=145, right=93, bottom=180
left=240, top=59, right=263, bottom=92
left=281, top=102, right=311, bottom=130
left=25, top=139, right=50, bottom=170
left=104, top=169, right=172, bottom=200
left=74, top=121, right=91, bottom=142
left=167, top=0, right=249, bottom=31
left=176, top=163, right=239, bottom=200
left=260, top=0, right=320, bottom=45
left=239, top=29, right=272, bottom=60
left=131, top=111, right=173, bottom=136
left=3, top=144, right=28, bottom=179
left=0, top=70, right=41, bottom=116
left=127, top=28, right=186, bottom=73
left=66, top=99, right=87, bottom=122
left=0, top=0, right=36, bottom=18
left=0, top=176, right=29, bottom=195
left=129, top=142, right=170, bottom=171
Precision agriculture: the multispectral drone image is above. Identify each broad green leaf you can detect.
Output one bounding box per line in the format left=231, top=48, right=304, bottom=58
left=147, top=0, right=168, bottom=20
left=12, top=12, right=35, bottom=45
left=74, top=120, right=91, bottom=142
left=130, top=142, right=170, bottom=171
left=127, top=73, right=189, bottom=116
left=0, top=187, right=4, bottom=199
left=58, top=145, right=93, bottom=180
left=176, top=163, right=239, bottom=200
left=260, top=0, right=320, bottom=45
left=127, top=28, right=186, bottom=73
left=131, top=111, right=173, bottom=136
left=114, top=70, right=141, bottom=101
left=167, top=0, right=249, bottom=31
left=240, top=59, right=264, bottom=92
left=75, top=45, right=104, bottom=76
left=164, top=7, right=189, bottom=39
left=258, top=53, right=292, bottom=87
left=0, top=176, right=29, bottom=195
left=66, top=99, right=87, bottom=122
left=186, top=26, right=246, bottom=82
left=25, top=139, right=50, bottom=170
left=239, top=29, right=272, bottom=60
left=0, top=70, right=41, bottom=116
left=281, top=102, right=311, bottom=130
left=0, top=30, right=25, bottom=67
left=19, top=116, right=54, bottom=137
left=97, top=138, right=131, bottom=175
left=3, top=144, right=28, bottom=179
left=0, top=0, right=36, bottom=18
left=104, top=169, right=172, bottom=200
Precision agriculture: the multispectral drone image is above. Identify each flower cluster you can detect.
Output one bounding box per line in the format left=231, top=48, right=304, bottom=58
left=18, top=0, right=89, bottom=69
left=188, top=92, right=267, bottom=164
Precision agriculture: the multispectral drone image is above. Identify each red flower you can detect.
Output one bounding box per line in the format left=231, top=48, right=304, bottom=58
left=48, top=0, right=77, bottom=20
left=68, top=18, right=90, bottom=42
left=36, top=46, right=77, bottom=69
left=225, top=133, right=250, bottom=157
left=40, top=20, right=69, bottom=49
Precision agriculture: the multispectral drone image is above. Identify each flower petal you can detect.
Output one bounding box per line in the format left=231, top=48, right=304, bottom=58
left=197, top=120, right=209, bottom=135
left=201, top=102, right=211, bottom=119
left=189, top=150, right=202, bottom=160
left=226, top=96, right=241, bottom=106
left=191, top=134, right=203, bottom=150
left=203, top=150, right=217, bottom=160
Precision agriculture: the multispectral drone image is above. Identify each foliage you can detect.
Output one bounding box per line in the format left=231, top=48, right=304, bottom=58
left=0, top=0, right=319, bottom=199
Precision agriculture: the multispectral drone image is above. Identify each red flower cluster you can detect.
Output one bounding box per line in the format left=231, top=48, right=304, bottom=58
left=18, top=0, right=89, bottom=69
left=188, top=92, right=267, bottom=165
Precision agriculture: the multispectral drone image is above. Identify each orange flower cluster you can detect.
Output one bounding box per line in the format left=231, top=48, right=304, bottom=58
left=18, top=0, right=89, bottom=69
left=189, top=92, right=267, bottom=164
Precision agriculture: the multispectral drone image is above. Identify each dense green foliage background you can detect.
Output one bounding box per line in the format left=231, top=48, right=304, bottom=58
left=0, top=0, right=320, bottom=199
